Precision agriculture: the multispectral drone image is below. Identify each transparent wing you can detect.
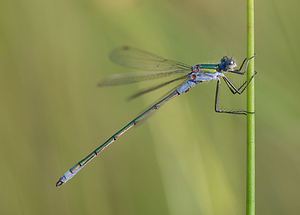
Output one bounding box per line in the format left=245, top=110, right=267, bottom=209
left=127, top=74, right=188, bottom=101
left=98, top=46, right=191, bottom=87
left=98, top=71, right=190, bottom=86
left=110, top=46, right=192, bottom=71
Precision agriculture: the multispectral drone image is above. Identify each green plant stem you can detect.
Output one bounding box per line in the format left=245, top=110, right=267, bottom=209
left=247, top=0, right=255, bottom=215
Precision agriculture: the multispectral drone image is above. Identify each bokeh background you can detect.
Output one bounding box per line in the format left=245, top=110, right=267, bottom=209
left=1, top=0, right=299, bottom=214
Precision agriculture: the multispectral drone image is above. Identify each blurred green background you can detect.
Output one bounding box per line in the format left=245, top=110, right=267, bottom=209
left=1, top=0, right=299, bottom=214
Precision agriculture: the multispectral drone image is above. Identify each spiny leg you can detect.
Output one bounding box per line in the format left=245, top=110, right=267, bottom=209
left=214, top=79, right=252, bottom=115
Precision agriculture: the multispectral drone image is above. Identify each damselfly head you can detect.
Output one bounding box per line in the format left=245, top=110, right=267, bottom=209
left=221, top=56, right=237, bottom=70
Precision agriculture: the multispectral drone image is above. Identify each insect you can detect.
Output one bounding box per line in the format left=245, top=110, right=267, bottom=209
left=56, top=46, right=256, bottom=187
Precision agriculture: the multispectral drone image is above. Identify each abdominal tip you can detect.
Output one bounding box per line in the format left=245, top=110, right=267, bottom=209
left=56, top=180, right=64, bottom=187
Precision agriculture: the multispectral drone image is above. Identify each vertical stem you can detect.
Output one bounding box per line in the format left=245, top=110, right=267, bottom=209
left=247, top=0, right=255, bottom=215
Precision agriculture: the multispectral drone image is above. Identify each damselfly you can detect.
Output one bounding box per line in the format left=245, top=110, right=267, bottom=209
left=56, top=46, right=256, bottom=187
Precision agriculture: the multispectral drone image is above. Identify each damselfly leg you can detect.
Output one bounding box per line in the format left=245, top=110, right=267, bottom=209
left=215, top=56, right=256, bottom=115
left=228, top=55, right=256, bottom=75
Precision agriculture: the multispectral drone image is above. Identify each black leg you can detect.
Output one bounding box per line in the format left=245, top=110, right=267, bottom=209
left=214, top=74, right=256, bottom=115
left=223, top=79, right=247, bottom=94
left=214, top=79, right=250, bottom=115
left=223, top=70, right=257, bottom=95
left=229, top=55, right=256, bottom=75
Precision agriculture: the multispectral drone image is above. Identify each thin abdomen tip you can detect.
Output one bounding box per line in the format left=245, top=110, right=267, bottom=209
left=56, top=180, right=64, bottom=187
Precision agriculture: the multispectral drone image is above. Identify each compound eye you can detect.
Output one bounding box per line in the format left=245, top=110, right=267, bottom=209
left=221, top=56, right=230, bottom=63
left=226, top=59, right=236, bottom=69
